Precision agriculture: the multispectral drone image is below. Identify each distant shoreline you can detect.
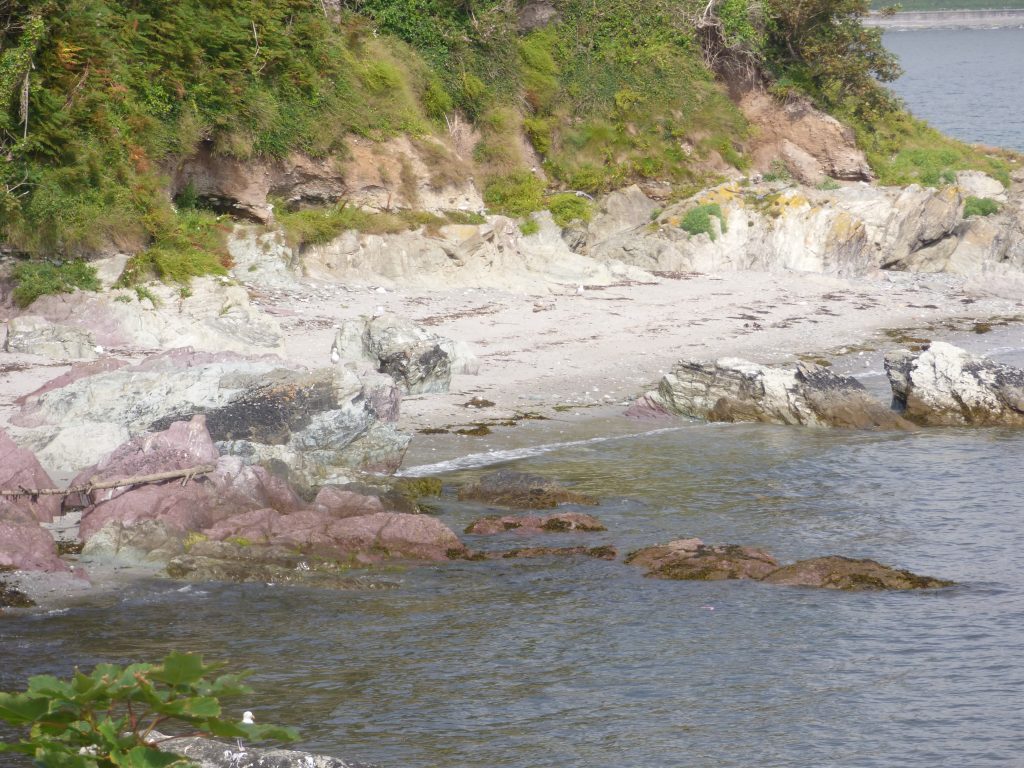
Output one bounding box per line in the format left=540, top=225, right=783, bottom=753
left=865, top=9, right=1024, bottom=28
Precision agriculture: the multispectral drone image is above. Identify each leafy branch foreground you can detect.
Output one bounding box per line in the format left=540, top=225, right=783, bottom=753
left=0, top=652, right=298, bottom=767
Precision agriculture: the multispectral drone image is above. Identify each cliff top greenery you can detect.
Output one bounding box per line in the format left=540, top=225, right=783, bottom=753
left=0, top=0, right=1016, bottom=272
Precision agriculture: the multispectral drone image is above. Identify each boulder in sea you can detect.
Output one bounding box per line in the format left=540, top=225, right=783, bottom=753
left=331, top=312, right=479, bottom=394
left=634, top=358, right=911, bottom=430
left=761, top=556, right=954, bottom=591
left=457, top=470, right=599, bottom=510
left=0, top=516, right=69, bottom=573
left=465, top=512, right=606, bottom=535
left=466, top=545, right=618, bottom=560
left=885, top=341, right=1024, bottom=426
left=625, top=538, right=780, bottom=581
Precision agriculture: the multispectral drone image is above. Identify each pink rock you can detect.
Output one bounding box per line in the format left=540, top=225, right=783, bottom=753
left=203, top=510, right=464, bottom=562
left=624, top=392, right=673, bottom=420
left=72, top=416, right=220, bottom=500
left=313, top=486, right=387, bottom=518
left=77, top=419, right=308, bottom=543
left=0, top=518, right=68, bottom=572
left=0, top=429, right=61, bottom=522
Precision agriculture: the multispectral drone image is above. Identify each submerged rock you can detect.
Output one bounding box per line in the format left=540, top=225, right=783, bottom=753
left=638, top=358, right=910, bottom=429
left=885, top=341, right=1024, bottom=426
left=457, top=470, right=599, bottom=509
left=761, top=556, right=954, bottom=590
left=0, top=570, right=35, bottom=608
left=627, top=538, right=953, bottom=590
left=465, top=512, right=606, bottom=535
left=471, top=545, right=617, bottom=560
left=626, top=538, right=780, bottom=581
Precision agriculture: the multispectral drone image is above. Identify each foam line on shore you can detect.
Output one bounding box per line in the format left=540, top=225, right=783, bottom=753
left=397, top=426, right=690, bottom=477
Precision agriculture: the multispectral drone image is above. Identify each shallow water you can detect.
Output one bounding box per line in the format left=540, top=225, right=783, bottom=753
left=884, top=28, right=1024, bottom=151
left=3, top=415, right=1024, bottom=767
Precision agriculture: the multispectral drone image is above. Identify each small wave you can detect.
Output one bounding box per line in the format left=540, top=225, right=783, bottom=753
left=398, top=426, right=688, bottom=476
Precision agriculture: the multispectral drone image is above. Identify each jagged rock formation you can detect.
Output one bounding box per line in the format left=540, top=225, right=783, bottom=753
left=631, top=358, right=911, bottom=430
left=885, top=342, right=1024, bottom=426
left=8, top=349, right=409, bottom=487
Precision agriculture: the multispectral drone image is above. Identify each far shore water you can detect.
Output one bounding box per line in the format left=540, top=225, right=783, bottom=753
left=866, top=8, right=1024, bottom=29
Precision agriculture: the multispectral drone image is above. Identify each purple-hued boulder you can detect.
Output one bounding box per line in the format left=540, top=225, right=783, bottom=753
left=313, top=486, right=389, bottom=518
left=0, top=517, right=68, bottom=573
left=0, top=428, right=61, bottom=522
left=203, top=509, right=465, bottom=562
left=626, top=538, right=780, bottom=581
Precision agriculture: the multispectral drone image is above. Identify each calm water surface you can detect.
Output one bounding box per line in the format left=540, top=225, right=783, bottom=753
left=884, top=28, right=1024, bottom=150
left=3, top=412, right=1024, bottom=766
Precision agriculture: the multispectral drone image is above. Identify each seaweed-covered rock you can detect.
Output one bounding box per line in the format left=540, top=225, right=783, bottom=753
left=465, top=512, right=606, bottom=535
left=885, top=342, right=1024, bottom=426
left=761, top=556, right=954, bottom=590
left=636, top=359, right=911, bottom=429
left=626, top=538, right=779, bottom=581
left=457, top=470, right=598, bottom=509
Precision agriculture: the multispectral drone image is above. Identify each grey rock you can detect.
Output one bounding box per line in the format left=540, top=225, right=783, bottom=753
left=885, top=341, right=1024, bottom=426
left=331, top=312, right=479, bottom=394
left=640, top=358, right=911, bottom=429
left=3, top=315, right=98, bottom=360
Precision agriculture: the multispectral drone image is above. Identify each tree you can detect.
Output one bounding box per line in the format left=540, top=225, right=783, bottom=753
left=760, top=0, right=902, bottom=118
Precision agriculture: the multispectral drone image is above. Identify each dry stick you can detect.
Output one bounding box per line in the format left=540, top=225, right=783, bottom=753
left=0, top=464, right=217, bottom=500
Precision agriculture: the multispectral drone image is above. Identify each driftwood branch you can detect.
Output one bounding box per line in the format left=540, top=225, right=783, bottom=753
left=0, top=464, right=217, bottom=500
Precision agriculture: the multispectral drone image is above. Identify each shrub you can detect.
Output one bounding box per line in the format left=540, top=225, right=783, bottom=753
left=680, top=203, right=727, bottom=241
left=963, top=196, right=1000, bottom=218
left=483, top=172, right=545, bottom=218
left=546, top=193, right=593, bottom=227
left=0, top=651, right=297, bottom=767
left=11, top=260, right=101, bottom=308
left=519, top=218, right=540, bottom=236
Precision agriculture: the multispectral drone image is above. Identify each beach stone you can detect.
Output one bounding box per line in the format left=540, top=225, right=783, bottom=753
left=640, top=358, right=911, bottom=429
left=159, top=732, right=377, bottom=768
left=0, top=428, right=61, bottom=522
left=457, top=470, right=599, bottom=509
left=3, top=315, right=98, bottom=360
left=465, top=512, right=606, bottom=535
left=331, top=313, right=479, bottom=393
left=761, top=556, right=954, bottom=590
left=626, top=538, right=780, bottom=581
left=885, top=341, right=1024, bottom=426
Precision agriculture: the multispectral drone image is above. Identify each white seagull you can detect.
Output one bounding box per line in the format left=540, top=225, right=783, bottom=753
left=237, top=710, right=255, bottom=751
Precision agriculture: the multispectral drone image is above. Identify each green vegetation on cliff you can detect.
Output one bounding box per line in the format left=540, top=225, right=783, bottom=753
left=0, top=0, right=1017, bottom=273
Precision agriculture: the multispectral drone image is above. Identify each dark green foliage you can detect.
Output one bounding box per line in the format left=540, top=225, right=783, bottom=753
left=964, top=196, right=1000, bottom=218
left=680, top=203, right=727, bottom=241
left=11, top=259, right=101, bottom=308
left=483, top=172, right=545, bottom=217
left=546, top=193, right=593, bottom=227
left=273, top=202, right=448, bottom=249
left=0, top=651, right=298, bottom=767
